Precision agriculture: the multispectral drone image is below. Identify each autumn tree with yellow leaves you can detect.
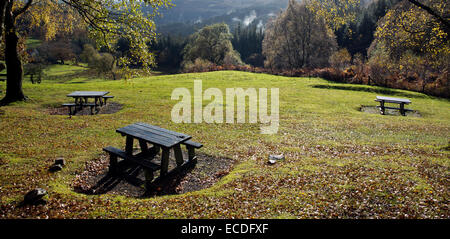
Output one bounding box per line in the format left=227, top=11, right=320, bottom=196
left=374, top=0, right=448, bottom=61
left=0, top=0, right=172, bottom=105
left=368, top=0, right=449, bottom=94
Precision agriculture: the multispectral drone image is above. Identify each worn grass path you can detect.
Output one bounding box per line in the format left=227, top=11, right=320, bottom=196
left=0, top=70, right=448, bottom=218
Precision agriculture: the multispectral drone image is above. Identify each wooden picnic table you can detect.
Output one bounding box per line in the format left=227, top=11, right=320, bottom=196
left=104, top=123, right=203, bottom=189
left=67, top=91, right=110, bottom=106
left=375, top=96, right=412, bottom=116
left=65, top=91, right=111, bottom=115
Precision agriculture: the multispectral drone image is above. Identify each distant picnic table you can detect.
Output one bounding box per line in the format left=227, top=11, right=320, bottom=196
left=104, top=122, right=203, bottom=189
left=375, top=96, right=412, bottom=116
left=64, top=91, right=114, bottom=115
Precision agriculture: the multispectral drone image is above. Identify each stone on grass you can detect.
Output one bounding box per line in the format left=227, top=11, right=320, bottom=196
left=48, top=158, right=65, bottom=172
left=48, top=164, right=63, bottom=172
left=269, top=154, right=285, bottom=161
left=268, top=154, right=285, bottom=165
left=23, top=188, right=47, bottom=205
left=54, top=158, right=65, bottom=166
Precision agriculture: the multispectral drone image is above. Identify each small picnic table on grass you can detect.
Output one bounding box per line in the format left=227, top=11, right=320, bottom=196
left=64, top=91, right=113, bottom=115
left=103, top=122, right=203, bottom=189
left=375, top=96, right=412, bottom=116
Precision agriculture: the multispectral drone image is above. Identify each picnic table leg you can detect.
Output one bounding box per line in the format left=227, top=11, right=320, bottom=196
left=173, top=144, right=184, bottom=167
left=108, top=154, right=119, bottom=176
left=125, top=136, right=134, bottom=156
left=160, top=147, right=170, bottom=176
left=149, top=145, right=160, bottom=157
left=400, top=103, right=406, bottom=116
left=380, top=101, right=385, bottom=115
left=139, top=139, right=150, bottom=155
left=97, top=97, right=103, bottom=107
left=75, top=97, right=82, bottom=112
left=94, top=97, right=100, bottom=112
left=138, top=139, right=156, bottom=188
left=68, top=105, right=73, bottom=116
left=186, top=145, right=197, bottom=163
left=144, top=170, right=154, bottom=190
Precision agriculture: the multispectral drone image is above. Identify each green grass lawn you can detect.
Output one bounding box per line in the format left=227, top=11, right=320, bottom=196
left=25, top=38, right=42, bottom=49
left=0, top=69, right=448, bottom=218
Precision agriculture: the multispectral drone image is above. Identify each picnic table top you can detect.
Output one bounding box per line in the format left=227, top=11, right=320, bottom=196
left=375, top=96, right=411, bottom=104
left=67, top=91, right=110, bottom=97
left=116, top=122, right=192, bottom=148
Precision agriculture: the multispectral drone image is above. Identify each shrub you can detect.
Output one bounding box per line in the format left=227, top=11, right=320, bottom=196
left=312, top=68, right=346, bottom=82
left=182, top=58, right=214, bottom=73
left=223, top=51, right=244, bottom=66
left=80, top=44, right=115, bottom=74
left=329, top=49, right=351, bottom=70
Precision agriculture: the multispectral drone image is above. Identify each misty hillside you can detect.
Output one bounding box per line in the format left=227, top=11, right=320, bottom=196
left=153, top=0, right=376, bottom=36
left=155, top=0, right=289, bottom=24
left=153, top=0, right=288, bottom=35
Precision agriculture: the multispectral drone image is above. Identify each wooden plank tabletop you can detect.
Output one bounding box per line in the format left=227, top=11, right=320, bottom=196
left=67, top=91, right=109, bottom=97
left=116, top=123, right=192, bottom=148
left=375, top=96, right=411, bottom=104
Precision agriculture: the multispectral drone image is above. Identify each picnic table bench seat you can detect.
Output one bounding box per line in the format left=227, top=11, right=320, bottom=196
left=102, top=95, right=114, bottom=105
left=62, top=103, right=77, bottom=116
left=103, top=146, right=160, bottom=176
left=102, top=95, right=114, bottom=100
left=376, top=105, right=414, bottom=111
left=183, top=140, right=203, bottom=149
left=62, top=102, right=97, bottom=115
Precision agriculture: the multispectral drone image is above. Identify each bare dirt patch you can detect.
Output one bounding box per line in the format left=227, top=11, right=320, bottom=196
left=47, top=102, right=123, bottom=116
left=73, top=150, right=234, bottom=198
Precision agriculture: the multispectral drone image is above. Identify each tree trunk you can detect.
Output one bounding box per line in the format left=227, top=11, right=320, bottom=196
left=1, top=2, right=26, bottom=105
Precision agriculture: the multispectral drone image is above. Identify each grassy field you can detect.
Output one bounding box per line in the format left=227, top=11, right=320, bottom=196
left=0, top=66, right=448, bottom=218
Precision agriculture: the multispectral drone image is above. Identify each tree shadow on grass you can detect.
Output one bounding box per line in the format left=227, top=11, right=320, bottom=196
left=442, top=143, right=450, bottom=151
left=310, top=84, right=433, bottom=100
left=65, top=81, right=89, bottom=84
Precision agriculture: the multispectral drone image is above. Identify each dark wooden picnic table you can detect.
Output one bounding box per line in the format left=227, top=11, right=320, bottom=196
left=104, top=123, right=203, bottom=189
left=65, top=91, right=112, bottom=115
left=67, top=91, right=110, bottom=106
left=375, top=96, right=412, bottom=116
